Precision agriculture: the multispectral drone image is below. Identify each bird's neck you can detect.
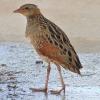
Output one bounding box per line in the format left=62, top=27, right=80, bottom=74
left=26, top=14, right=43, bottom=25
left=25, top=14, right=44, bottom=37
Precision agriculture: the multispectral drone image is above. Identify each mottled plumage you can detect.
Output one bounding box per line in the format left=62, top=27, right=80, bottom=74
left=14, top=4, right=83, bottom=94
left=26, top=14, right=82, bottom=74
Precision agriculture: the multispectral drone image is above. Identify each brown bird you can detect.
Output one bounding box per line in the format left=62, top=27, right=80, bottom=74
left=14, top=4, right=83, bottom=94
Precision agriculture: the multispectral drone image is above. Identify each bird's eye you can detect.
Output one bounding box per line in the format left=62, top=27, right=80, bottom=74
left=25, top=7, right=29, bottom=10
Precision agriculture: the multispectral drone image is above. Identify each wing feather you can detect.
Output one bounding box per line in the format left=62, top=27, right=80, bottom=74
left=41, top=17, right=83, bottom=74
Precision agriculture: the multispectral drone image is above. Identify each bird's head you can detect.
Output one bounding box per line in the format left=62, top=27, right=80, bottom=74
left=14, top=4, right=40, bottom=17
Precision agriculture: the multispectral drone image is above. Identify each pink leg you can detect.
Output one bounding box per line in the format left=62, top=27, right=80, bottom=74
left=50, top=64, right=65, bottom=94
left=30, top=62, right=51, bottom=93
left=45, top=62, right=51, bottom=90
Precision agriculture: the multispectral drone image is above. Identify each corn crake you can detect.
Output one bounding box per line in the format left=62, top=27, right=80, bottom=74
left=14, top=4, right=83, bottom=94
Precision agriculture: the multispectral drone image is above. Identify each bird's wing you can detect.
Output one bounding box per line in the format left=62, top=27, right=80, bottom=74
left=39, top=17, right=83, bottom=74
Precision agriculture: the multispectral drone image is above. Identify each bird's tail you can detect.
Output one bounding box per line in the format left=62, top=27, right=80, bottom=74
left=62, top=64, right=81, bottom=75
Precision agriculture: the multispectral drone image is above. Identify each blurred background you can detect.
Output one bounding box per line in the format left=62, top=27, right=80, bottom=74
left=0, top=0, right=100, bottom=52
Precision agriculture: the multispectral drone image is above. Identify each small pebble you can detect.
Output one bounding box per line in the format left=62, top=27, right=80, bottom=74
left=1, top=64, right=7, bottom=67
left=35, top=60, right=43, bottom=64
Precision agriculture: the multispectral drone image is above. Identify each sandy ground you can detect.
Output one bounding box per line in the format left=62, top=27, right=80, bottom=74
left=0, top=42, right=100, bottom=100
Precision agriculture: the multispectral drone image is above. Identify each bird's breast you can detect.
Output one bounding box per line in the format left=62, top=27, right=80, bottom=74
left=25, top=23, right=39, bottom=37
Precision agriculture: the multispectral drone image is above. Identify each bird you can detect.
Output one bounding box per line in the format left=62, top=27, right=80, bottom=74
left=14, top=4, right=83, bottom=94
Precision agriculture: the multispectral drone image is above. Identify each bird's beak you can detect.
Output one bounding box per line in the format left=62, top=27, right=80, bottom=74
left=13, top=8, right=21, bottom=13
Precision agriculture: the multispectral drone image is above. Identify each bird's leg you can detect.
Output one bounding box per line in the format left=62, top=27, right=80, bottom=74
left=30, top=62, right=51, bottom=93
left=45, top=62, right=51, bottom=91
left=50, top=64, right=65, bottom=94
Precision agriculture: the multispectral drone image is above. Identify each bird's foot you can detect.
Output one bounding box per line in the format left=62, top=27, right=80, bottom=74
left=50, top=86, right=65, bottom=94
left=30, top=87, right=47, bottom=93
